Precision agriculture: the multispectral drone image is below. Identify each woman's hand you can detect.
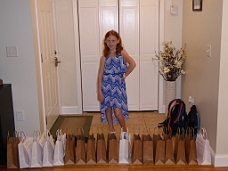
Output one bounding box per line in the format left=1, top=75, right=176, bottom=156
left=121, top=49, right=136, bottom=77
left=98, top=91, right=104, bottom=102
left=121, top=73, right=126, bottom=81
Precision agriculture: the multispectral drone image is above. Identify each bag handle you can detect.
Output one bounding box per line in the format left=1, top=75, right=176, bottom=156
left=133, top=127, right=140, bottom=136
left=56, top=129, right=63, bottom=141
left=7, top=131, right=17, bottom=140
left=33, top=131, right=41, bottom=142
left=163, top=126, right=172, bottom=139
left=77, top=127, right=84, bottom=135
left=173, top=100, right=185, bottom=124
left=120, top=127, right=129, bottom=141
left=18, top=131, right=26, bottom=142
left=89, top=127, right=93, bottom=134
left=201, top=127, right=207, bottom=140
left=77, top=128, right=85, bottom=140
left=185, top=127, right=194, bottom=139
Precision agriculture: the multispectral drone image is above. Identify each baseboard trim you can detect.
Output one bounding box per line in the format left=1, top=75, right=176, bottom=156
left=211, top=148, right=228, bottom=167
left=61, top=106, right=81, bottom=114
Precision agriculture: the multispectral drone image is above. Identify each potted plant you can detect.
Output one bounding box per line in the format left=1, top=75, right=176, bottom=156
left=153, top=40, right=187, bottom=112
left=153, top=40, right=187, bottom=81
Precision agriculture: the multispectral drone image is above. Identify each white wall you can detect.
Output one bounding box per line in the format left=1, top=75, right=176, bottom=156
left=0, top=0, right=40, bottom=137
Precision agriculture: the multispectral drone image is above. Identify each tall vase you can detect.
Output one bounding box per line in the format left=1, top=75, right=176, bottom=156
left=165, top=81, right=176, bottom=114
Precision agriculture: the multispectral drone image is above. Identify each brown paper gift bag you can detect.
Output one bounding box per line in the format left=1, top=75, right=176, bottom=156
left=153, top=129, right=165, bottom=165
left=64, top=134, right=75, bottom=165
left=175, top=128, right=187, bottom=165
left=142, top=134, right=154, bottom=165
left=86, top=133, right=96, bottom=164
left=96, top=133, right=107, bottom=164
left=185, top=127, right=198, bottom=165
left=7, top=131, right=19, bottom=169
left=132, top=134, right=143, bottom=165
left=163, top=128, right=175, bottom=165
left=107, top=133, right=118, bottom=164
left=75, top=128, right=86, bottom=165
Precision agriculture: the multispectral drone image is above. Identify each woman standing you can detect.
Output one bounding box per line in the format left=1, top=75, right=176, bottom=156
left=97, top=30, right=136, bottom=133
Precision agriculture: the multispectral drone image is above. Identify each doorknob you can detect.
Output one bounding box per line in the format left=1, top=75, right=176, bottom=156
left=55, top=57, right=61, bottom=67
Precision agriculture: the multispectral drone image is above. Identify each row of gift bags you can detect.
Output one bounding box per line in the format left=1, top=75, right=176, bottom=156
left=152, top=127, right=211, bottom=165
left=7, top=127, right=211, bottom=168
left=7, top=129, right=67, bottom=168
left=6, top=128, right=128, bottom=168
left=129, top=126, right=212, bottom=165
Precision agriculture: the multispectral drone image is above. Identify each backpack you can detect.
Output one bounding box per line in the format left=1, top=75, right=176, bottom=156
left=159, top=99, right=187, bottom=135
left=186, top=105, right=200, bottom=135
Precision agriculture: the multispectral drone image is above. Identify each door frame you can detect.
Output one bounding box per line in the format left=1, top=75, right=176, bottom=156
left=74, top=0, right=166, bottom=113
left=158, top=0, right=165, bottom=113
left=72, top=0, right=83, bottom=114
left=31, top=0, right=46, bottom=132
left=30, top=0, right=61, bottom=132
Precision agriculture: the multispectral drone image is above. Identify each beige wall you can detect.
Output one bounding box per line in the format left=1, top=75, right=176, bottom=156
left=182, top=0, right=227, bottom=164
left=164, top=0, right=183, bottom=100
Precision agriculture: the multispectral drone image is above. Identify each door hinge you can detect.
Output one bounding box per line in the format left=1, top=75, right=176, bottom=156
left=45, top=116, right=47, bottom=125
left=41, top=54, right=43, bottom=63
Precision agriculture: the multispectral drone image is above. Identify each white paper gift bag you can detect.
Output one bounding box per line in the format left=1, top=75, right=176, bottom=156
left=196, top=127, right=211, bottom=165
left=30, top=131, right=43, bottom=168
left=53, top=129, right=66, bottom=166
left=18, top=131, right=33, bottom=168
left=41, top=130, right=55, bottom=167
left=119, top=128, right=131, bottom=164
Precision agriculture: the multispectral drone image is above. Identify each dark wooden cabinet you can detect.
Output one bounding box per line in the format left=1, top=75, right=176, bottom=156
left=0, top=84, right=15, bottom=165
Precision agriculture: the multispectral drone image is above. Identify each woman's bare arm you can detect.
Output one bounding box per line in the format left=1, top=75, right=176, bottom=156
left=97, top=56, right=105, bottom=102
left=121, top=49, right=136, bottom=78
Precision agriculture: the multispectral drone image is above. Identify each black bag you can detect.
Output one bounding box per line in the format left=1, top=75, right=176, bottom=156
left=159, top=99, right=187, bottom=135
left=186, top=105, right=200, bottom=136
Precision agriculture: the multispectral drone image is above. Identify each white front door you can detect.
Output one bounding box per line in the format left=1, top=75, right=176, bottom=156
left=119, top=0, right=140, bottom=110
left=139, top=0, right=159, bottom=110
left=36, top=0, right=60, bottom=129
left=78, top=0, right=100, bottom=111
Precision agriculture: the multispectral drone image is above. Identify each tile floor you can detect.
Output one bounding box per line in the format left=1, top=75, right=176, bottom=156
left=84, top=111, right=166, bottom=139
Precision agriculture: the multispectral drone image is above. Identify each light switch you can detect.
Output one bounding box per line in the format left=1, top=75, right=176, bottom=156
left=6, top=46, right=18, bottom=57
left=16, top=111, right=24, bottom=121
left=206, top=44, right=211, bottom=57
left=170, top=5, right=178, bottom=15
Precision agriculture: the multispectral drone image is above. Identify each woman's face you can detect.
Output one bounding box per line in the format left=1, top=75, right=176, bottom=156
left=105, top=35, right=119, bottom=51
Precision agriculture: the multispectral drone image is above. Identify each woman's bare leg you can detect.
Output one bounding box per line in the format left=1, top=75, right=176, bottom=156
left=113, top=108, right=127, bottom=132
left=105, top=107, right=115, bottom=132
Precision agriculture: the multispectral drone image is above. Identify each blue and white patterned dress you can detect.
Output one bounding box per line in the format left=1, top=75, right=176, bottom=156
left=100, top=52, right=129, bottom=124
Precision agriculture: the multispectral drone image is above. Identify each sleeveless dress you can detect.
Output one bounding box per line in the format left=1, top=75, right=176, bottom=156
left=100, top=52, right=129, bottom=124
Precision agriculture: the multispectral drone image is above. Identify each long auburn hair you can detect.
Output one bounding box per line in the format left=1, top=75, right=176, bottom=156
left=102, top=30, right=123, bottom=57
